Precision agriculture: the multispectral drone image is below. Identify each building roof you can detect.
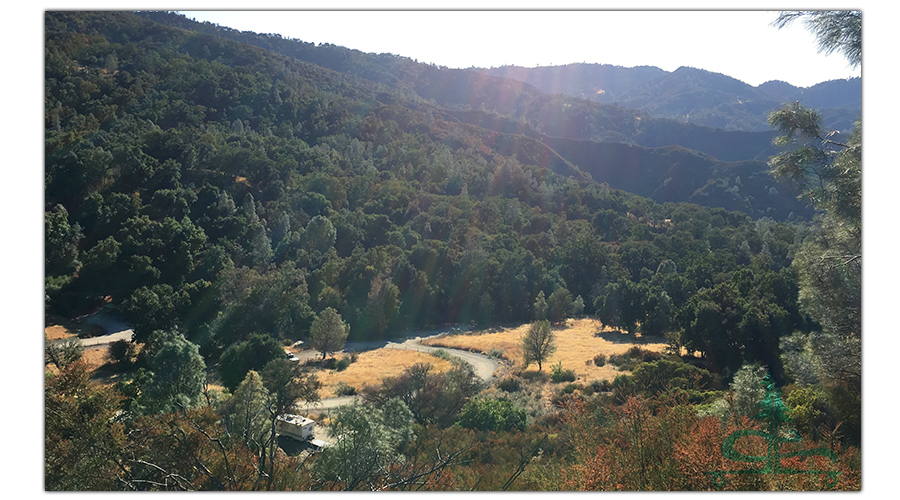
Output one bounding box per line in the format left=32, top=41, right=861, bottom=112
left=277, top=414, right=314, bottom=426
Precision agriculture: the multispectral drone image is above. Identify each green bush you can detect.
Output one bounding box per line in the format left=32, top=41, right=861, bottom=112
left=593, top=353, right=607, bottom=367
left=592, top=379, right=612, bottom=393
left=608, top=346, right=663, bottom=371
left=786, top=385, right=836, bottom=440
left=334, top=354, right=358, bottom=372
left=550, top=362, right=576, bottom=383
left=430, top=348, right=452, bottom=361
left=457, top=398, right=527, bottom=432
left=497, top=376, right=521, bottom=392
left=218, top=333, right=285, bottom=392
left=334, top=381, right=357, bottom=396
left=107, top=339, right=137, bottom=367
left=487, top=348, right=505, bottom=359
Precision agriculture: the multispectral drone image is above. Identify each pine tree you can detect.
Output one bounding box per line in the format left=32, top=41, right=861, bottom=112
left=770, top=11, right=861, bottom=397
left=772, top=11, right=861, bottom=68
left=533, top=290, right=548, bottom=320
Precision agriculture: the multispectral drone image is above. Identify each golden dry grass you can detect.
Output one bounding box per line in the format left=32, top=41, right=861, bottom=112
left=44, top=345, right=111, bottom=377
left=314, top=348, right=454, bottom=397
left=423, top=318, right=668, bottom=383
left=81, top=346, right=110, bottom=368
left=45, top=324, right=75, bottom=341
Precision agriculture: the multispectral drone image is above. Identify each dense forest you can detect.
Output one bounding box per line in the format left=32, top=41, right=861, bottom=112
left=44, top=11, right=861, bottom=491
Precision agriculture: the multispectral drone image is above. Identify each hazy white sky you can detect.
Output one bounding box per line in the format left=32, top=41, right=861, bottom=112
left=179, top=8, right=861, bottom=88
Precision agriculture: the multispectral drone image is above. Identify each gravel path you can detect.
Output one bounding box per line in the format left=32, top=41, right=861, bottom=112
left=47, top=309, right=134, bottom=347
left=81, top=311, right=134, bottom=346
left=300, top=327, right=501, bottom=413
left=381, top=337, right=500, bottom=382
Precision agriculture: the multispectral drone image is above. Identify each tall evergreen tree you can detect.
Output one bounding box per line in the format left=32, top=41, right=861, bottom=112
left=770, top=11, right=861, bottom=398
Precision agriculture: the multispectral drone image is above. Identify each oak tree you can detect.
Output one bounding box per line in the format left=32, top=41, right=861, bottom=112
left=308, top=307, right=349, bottom=360
left=522, top=320, right=556, bottom=371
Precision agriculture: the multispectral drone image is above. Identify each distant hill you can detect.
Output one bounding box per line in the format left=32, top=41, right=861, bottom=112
left=484, top=63, right=668, bottom=103
left=484, top=64, right=860, bottom=133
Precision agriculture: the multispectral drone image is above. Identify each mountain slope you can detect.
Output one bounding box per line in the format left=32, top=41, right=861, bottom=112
left=133, top=11, right=812, bottom=220
left=486, top=64, right=860, bottom=133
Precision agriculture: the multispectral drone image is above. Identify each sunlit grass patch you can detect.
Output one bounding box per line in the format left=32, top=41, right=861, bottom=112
left=314, top=348, right=454, bottom=397
left=423, top=318, right=668, bottom=383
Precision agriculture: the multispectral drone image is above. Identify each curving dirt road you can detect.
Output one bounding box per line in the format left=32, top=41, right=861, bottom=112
left=46, top=310, right=134, bottom=348
left=80, top=314, right=134, bottom=346
left=298, top=329, right=501, bottom=413
left=382, top=337, right=500, bottom=382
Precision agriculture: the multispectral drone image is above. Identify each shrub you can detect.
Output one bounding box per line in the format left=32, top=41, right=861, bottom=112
left=593, top=353, right=607, bottom=367
left=334, top=353, right=359, bottom=372
left=334, top=381, right=357, bottom=396
left=487, top=348, right=505, bottom=359
left=624, top=346, right=663, bottom=363
left=550, top=362, right=576, bottom=383
left=458, top=398, right=527, bottom=432
left=609, top=346, right=663, bottom=371
left=45, top=337, right=85, bottom=370
left=107, top=339, right=137, bottom=367
left=364, top=362, right=482, bottom=428
left=430, top=348, right=452, bottom=361
left=497, top=376, right=521, bottom=393
left=218, top=333, right=286, bottom=392
left=334, top=357, right=350, bottom=371
left=592, top=379, right=613, bottom=393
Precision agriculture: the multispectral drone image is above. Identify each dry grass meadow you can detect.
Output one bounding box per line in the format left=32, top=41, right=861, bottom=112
left=45, top=316, right=668, bottom=404
left=422, top=318, right=668, bottom=384
left=314, top=348, right=455, bottom=397
left=44, top=322, right=112, bottom=376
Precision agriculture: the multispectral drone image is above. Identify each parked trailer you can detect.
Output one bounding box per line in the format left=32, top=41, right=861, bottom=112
left=275, top=414, right=315, bottom=441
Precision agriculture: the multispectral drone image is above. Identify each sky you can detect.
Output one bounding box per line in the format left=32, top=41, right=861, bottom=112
left=179, top=8, right=861, bottom=88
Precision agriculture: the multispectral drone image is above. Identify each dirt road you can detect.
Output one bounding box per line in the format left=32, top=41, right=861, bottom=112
left=381, top=337, right=500, bottom=382
left=299, top=327, right=501, bottom=414
left=46, top=310, right=134, bottom=347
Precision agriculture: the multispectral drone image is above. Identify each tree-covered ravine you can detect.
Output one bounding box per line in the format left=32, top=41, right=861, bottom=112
left=44, top=11, right=860, bottom=491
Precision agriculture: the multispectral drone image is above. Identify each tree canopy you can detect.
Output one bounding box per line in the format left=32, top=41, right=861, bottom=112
left=308, top=307, right=350, bottom=359
left=522, top=320, right=556, bottom=371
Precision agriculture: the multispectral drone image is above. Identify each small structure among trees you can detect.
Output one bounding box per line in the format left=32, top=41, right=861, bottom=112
left=275, top=414, right=315, bottom=441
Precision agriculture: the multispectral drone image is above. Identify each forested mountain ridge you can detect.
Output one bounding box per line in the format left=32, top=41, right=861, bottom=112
left=46, top=9, right=807, bottom=354
left=483, top=63, right=860, bottom=133
left=135, top=11, right=815, bottom=220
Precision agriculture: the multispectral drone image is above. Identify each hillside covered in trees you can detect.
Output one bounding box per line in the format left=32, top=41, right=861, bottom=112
left=136, top=11, right=830, bottom=220
left=484, top=63, right=860, bottom=133
left=44, top=11, right=861, bottom=491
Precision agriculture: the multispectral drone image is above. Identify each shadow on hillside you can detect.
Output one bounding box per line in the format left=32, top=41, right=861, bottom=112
left=517, top=370, right=550, bottom=383
left=592, top=329, right=664, bottom=345
left=343, top=340, right=390, bottom=352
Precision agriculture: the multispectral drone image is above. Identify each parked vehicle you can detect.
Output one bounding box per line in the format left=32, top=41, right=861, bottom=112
left=275, top=414, right=315, bottom=441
